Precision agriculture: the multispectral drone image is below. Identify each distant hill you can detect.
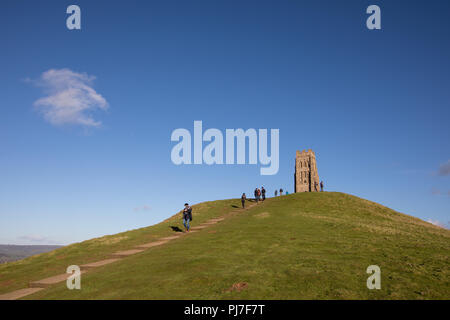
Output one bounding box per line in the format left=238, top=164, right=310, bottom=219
left=0, top=192, right=448, bottom=299
left=0, top=245, right=62, bottom=264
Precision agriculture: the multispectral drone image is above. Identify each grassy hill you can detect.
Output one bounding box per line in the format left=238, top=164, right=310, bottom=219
left=0, top=192, right=448, bottom=299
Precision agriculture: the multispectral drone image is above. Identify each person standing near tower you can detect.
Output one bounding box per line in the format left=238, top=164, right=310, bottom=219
left=320, top=181, right=324, bottom=192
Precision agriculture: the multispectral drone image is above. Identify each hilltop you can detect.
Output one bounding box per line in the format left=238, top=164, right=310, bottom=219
left=0, top=192, right=448, bottom=299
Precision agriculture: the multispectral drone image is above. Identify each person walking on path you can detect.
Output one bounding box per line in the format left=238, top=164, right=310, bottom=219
left=320, top=181, right=324, bottom=192
left=275, top=189, right=278, bottom=197
left=241, top=193, right=247, bottom=208
left=261, top=187, right=266, bottom=201
left=279, top=188, right=283, bottom=196
left=254, top=188, right=259, bottom=203
left=182, top=203, right=192, bottom=232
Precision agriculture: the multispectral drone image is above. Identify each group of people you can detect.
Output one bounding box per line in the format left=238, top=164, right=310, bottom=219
left=254, top=187, right=266, bottom=203
left=239, top=187, right=267, bottom=208
left=240, top=187, right=290, bottom=208
left=182, top=181, right=325, bottom=232
left=240, top=182, right=325, bottom=208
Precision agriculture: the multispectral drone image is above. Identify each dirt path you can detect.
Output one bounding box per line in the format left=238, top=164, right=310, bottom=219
left=0, top=201, right=258, bottom=300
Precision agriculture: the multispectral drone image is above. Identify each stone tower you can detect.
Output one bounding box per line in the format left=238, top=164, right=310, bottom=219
left=294, top=149, right=320, bottom=193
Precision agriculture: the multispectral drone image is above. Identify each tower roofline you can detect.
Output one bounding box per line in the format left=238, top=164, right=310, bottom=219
left=296, top=149, right=316, bottom=156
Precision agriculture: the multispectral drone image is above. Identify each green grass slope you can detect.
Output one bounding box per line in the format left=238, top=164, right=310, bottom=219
left=2, top=192, right=449, bottom=299
left=0, top=199, right=237, bottom=295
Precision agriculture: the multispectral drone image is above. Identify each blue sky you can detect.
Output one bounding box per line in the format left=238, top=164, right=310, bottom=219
left=0, top=0, right=449, bottom=245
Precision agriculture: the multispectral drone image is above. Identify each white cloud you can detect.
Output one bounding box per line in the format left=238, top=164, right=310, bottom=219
left=426, top=220, right=448, bottom=229
left=431, top=188, right=450, bottom=197
left=18, top=234, right=48, bottom=243
left=31, top=68, right=108, bottom=127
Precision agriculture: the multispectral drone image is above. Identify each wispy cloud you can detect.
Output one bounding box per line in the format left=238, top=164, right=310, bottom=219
left=30, top=68, right=108, bottom=127
left=18, top=234, right=49, bottom=243
left=438, top=160, right=450, bottom=176
left=134, top=205, right=151, bottom=212
left=426, top=220, right=448, bottom=229
left=431, top=188, right=450, bottom=197
left=397, top=169, right=429, bottom=175
left=431, top=188, right=441, bottom=195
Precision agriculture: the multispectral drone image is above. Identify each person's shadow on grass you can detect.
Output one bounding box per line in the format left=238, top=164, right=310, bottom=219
left=170, top=226, right=183, bottom=232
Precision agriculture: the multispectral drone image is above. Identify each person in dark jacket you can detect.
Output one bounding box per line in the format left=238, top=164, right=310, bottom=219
left=261, top=187, right=266, bottom=201
left=182, top=203, right=192, bottom=232
left=320, top=181, right=324, bottom=192
left=241, top=193, right=246, bottom=208
left=254, top=188, right=259, bottom=203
